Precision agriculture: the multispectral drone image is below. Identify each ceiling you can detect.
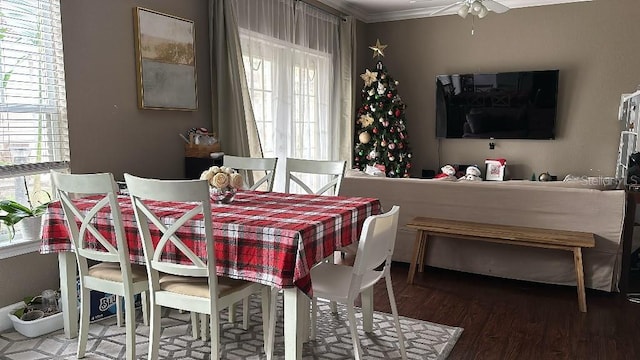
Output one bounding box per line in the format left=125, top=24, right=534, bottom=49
left=316, top=0, right=592, bottom=23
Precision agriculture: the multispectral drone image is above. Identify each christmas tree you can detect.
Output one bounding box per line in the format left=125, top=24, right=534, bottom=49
left=353, top=40, right=412, bottom=178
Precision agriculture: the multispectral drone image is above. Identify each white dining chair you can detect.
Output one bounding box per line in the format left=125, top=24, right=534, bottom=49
left=51, top=171, right=149, bottom=360
left=223, top=155, right=278, bottom=191
left=124, top=174, right=276, bottom=359
left=309, top=206, right=407, bottom=360
left=284, top=158, right=346, bottom=195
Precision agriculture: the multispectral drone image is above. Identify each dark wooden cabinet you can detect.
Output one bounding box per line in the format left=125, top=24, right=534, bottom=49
left=184, top=156, right=223, bottom=179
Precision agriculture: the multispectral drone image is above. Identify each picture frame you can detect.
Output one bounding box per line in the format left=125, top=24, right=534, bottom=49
left=133, top=7, right=197, bottom=111
left=485, top=159, right=506, bottom=181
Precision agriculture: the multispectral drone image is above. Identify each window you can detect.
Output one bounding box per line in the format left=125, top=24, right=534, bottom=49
left=0, top=0, right=69, bottom=245
left=240, top=32, right=333, bottom=192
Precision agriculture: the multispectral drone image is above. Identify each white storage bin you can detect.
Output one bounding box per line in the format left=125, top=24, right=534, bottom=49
left=8, top=308, right=64, bottom=338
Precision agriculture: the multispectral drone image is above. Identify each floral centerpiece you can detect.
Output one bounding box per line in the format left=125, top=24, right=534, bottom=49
left=200, top=166, right=244, bottom=204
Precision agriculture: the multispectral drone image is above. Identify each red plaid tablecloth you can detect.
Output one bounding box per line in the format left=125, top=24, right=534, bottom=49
left=40, top=191, right=380, bottom=297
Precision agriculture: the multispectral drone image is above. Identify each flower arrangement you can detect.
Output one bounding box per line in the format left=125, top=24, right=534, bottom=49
left=200, top=166, right=244, bottom=204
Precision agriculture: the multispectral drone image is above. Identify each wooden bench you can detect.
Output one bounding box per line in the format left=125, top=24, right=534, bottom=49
left=405, top=216, right=596, bottom=312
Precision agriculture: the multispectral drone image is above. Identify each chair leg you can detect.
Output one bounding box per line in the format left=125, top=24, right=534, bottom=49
left=201, top=313, right=210, bottom=341
left=123, top=292, right=137, bottom=360
left=346, top=302, right=363, bottom=360
left=116, top=295, right=123, bottom=327
left=141, top=291, right=149, bottom=326
left=77, top=287, right=90, bottom=358
left=148, top=302, right=161, bottom=360
left=191, top=312, right=200, bottom=339
left=329, top=253, right=338, bottom=314
left=210, top=311, right=220, bottom=359
left=243, top=297, right=250, bottom=330
left=310, top=297, right=317, bottom=341
left=228, top=303, right=236, bottom=323
left=385, top=272, right=407, bottom=360
left=361, top=286, right=374, bottom=333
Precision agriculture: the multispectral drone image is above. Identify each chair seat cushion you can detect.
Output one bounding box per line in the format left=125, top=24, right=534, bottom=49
left=159, top=275, right=255, bottom=299
left=87, top=262, right=148, bottom=283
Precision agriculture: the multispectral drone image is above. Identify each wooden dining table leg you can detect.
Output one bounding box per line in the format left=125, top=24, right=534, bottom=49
left=407, top=230, right=424, bottom=284
left=59, top=252, right=78, bottom=339
left=284, top=287, right=303, bottom=360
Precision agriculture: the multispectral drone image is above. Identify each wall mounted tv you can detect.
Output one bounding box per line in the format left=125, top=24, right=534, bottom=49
left=435, top=70, right=559, bottom=139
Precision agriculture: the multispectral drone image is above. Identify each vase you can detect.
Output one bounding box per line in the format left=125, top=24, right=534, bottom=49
left=210, top=187, right=236, bottom=204
left=17, top=215, right=43, bottom=240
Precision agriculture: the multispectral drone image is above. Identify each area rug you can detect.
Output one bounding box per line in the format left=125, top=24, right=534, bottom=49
left=0, top=296, right=462, bottom=359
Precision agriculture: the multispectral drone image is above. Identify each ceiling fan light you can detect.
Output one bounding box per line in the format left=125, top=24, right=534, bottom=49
left=472, top=1, right=483, bottom=14
left=478, top=5, right=489, bottom=18
left=457, top=4, right=470, bottom=18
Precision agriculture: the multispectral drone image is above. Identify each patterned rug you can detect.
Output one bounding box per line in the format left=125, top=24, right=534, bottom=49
left=0, top=296, right=462, bottom=359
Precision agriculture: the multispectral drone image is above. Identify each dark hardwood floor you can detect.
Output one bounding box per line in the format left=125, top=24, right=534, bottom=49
left=369, top=262, right=640, bottom=360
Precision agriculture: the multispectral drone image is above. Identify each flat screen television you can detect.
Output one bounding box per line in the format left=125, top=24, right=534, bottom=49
left=435, top=70, right=559, bottom=139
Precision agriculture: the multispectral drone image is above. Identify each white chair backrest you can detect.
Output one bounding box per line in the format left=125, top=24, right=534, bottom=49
left=284, top=158, right=346, bottom=195
left=223, top=155, right=277, bottom=191
left=51, top=171, right=128, bottom=266
left=350, top=206, right=400, bottom=296
left=124, top=174, right=215, bottom=280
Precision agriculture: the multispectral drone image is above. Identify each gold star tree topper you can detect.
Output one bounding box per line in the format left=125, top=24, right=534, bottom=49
left=369, top=39, right=387, bottom=58
left=360, top=69, right=378, bottom=87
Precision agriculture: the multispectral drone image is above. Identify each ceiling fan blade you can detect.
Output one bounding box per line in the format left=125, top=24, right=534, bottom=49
left=483, top=0, right=510, bottom=13
left=430, top=1, right=464, bottom=16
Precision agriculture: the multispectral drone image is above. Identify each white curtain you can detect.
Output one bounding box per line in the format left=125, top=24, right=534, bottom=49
left=233, top=0, right=353, bottom=192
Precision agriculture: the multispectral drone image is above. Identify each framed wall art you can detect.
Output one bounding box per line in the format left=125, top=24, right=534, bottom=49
left=134, top=7, right=197, bottom=110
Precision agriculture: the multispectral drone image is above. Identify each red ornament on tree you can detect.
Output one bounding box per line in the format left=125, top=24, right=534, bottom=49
left=395, top=109, right=401, bottom=117
left=372, top=127, right=379, bottom=134
left=387, top=93, right=393, bottom=99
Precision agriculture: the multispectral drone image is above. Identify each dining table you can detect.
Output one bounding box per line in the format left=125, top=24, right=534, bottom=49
left=40, top=189, right=381, bottom=360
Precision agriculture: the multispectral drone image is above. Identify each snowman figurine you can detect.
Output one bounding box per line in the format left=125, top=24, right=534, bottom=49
left=462, top=165, right=483, bottom=181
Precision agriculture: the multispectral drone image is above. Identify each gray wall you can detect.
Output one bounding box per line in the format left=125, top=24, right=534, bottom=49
left=357, top=0, right=640, bottom=179
left=61, top=0, right=212, bottom=180
left=0, top=0, right=210, bottom=307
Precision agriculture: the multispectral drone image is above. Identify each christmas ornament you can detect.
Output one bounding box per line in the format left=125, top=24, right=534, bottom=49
left=408, top=153, right=412, bottom=158
left=388, top=110, right=393, bottom=116
left=360, top=69, right=378, bottom=86
left=390, top=127, right=395, bottom=133
left=369, top=150, right=379, bottom=158
left=381, top=74, right=386, bottom=79
left=388, top=143, right=396, bottom=150
left=389, top=156, right=395, bottom=162
left=358, top=131, right=371, bottom=144
left=369, top=39, right=387, bottom=58
left=382, top=120, right=389, bottom=127
left=381, top=140, right=387, bottom=147
left=368, top=89, right=375, bottom=96
left=372, top=127, right=378, bottom=134
left=387, top=93, right=393, bottom=99
left=357, top=114, right=374, bottom=127
left=395, top=80, right=399, bottom=85
left=395, top=109, right=401, bottom=117
left=377, top=82, right=386, bottom=95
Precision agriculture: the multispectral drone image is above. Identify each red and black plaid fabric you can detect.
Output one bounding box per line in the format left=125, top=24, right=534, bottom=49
left=40, top=191, right=380, bottom=297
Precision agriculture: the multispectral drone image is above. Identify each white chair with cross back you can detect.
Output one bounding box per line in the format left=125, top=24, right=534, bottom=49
left=309, top=205, right=406, bottom=360
left=223, top=155, right=278, bottom=192
left=51, top=171, right=149, bottom=360
left=284, top=158, right=346, bottom=195
left=124, top=174, right=275, bottom=359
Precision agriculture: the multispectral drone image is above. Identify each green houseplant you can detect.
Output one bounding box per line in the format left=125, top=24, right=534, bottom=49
left=0, top=178, right=50, bottom=240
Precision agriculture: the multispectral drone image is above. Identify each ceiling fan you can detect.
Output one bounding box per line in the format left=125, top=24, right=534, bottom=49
left=429, top=0, right=510, bottom=18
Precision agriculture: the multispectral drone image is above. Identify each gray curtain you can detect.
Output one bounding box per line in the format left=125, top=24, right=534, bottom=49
left=209, top=0, right=263, bottom=158
left=338, top=16, right=355, bottom=168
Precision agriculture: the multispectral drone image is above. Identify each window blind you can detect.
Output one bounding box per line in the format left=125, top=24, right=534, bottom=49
left=0, top=0, right=70, bottom=175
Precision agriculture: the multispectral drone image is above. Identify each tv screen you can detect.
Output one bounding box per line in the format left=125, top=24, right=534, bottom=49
left=435, top=70, right=559, bottom=139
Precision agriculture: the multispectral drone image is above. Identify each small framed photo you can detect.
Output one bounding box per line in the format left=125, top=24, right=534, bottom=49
left=485, top=159, right=506, bottom=181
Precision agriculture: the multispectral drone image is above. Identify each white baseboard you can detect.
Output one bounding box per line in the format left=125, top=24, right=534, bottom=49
left=0, top=302, right=27, bottom=332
